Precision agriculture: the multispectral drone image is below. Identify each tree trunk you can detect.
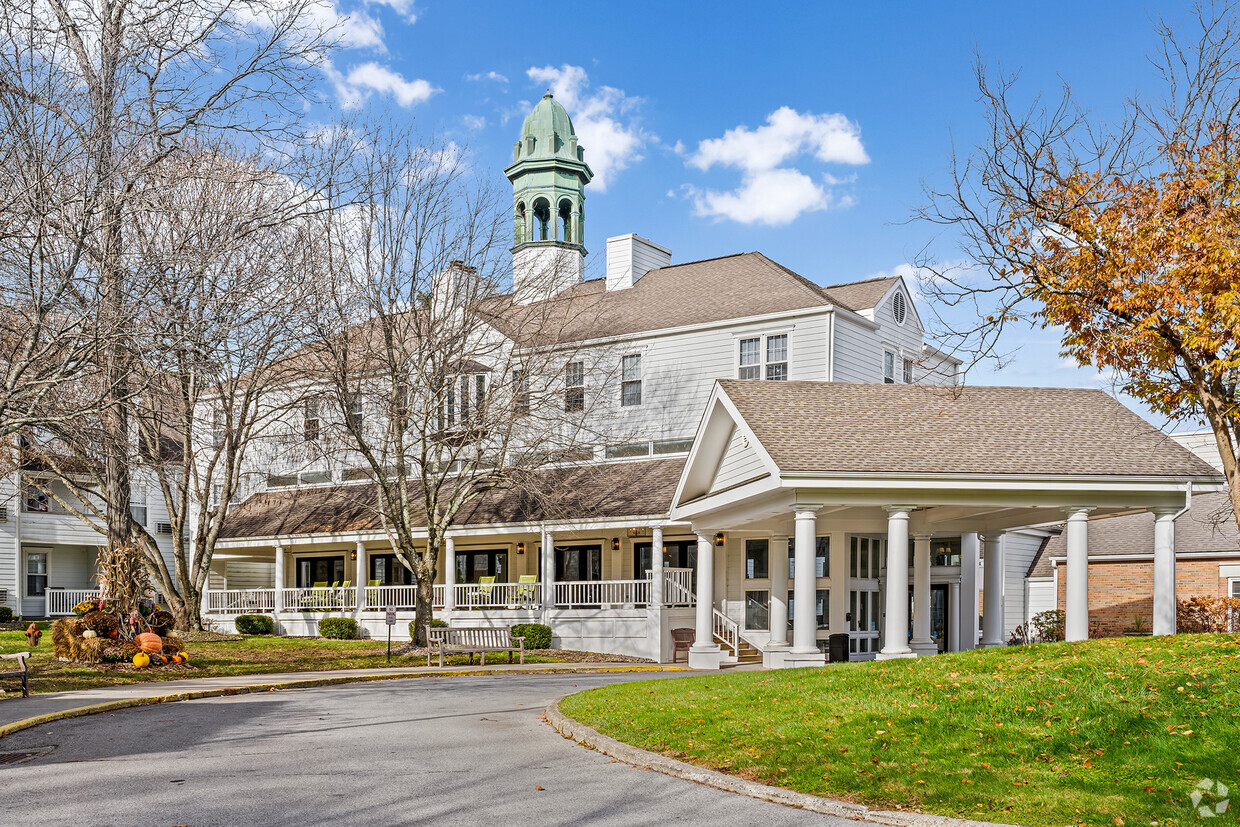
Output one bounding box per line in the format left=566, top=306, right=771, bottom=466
left=414, top=578, right=434, bottom=647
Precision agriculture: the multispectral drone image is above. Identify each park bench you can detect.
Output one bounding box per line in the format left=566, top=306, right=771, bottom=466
left=1, top=651, right=30, bottom=698
left=427, top=626, right=525, bottom=667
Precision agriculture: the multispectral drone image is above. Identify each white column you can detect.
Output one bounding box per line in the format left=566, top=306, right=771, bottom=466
left=444, top=535, right=457, bottom=614
left=1152, top=509, right=1178, bottom=636
left=649, top=526, right=664, bottom=607
left=274, top=543, right=285, bottom=612
left=787, top=510, right=826, bottom=667
left=689, top=531, right=722, bottom=669
left=910, top=534, right=935, bottom=656
left=1064, top=508, right=1093, bottom=642
left=878, top=506, right=915, bottom=660
left=541, top=529, right=556, bottom=610
left=948, top=581, right=960, bottom=652
left=980, top=532, right=1005, bottom=647
left=959, top=533, right=980, bottom=650
left=768, top=534, right=789, bottom=648
left=353, top=541, right=366, bottom=619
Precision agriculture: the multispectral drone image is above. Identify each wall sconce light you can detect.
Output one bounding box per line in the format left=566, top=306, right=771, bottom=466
left=350, top=550, right=357, bottom=561
left=714, top=532, right=725, bottom=547
left=611, top=537, right=620, bottom=551
left=517, top=542, right=525, bottom=555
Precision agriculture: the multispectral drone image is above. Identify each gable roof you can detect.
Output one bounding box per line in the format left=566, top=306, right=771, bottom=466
left=482, top=252, right=857, bottom=345
left=716, top=380, right=1222, bottom=478
left=1027, top=491, right=1240, bottom=577
left=219, top=457, right=685, bottom=540
left=818, top=276, right=902, bottom=312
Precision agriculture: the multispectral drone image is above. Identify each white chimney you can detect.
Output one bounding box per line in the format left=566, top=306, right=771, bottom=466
left=606, top=234, right=672, bottom=291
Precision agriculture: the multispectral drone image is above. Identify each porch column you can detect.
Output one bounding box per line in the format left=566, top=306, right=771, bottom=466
left=353, top=541, right=366, bottom=619
left=444, top=535, right=457, bottom=614
left=910, top=534, right=935, bottom=656
left=877, top=506, right=916, bottom=660
left=948, top=581, right=961, bottom=652
left=649, top=526, right=664, bottom=607
left=1152, top=509, right=1179, bottom=636
left=689, top=531, right=722, bottom=669
left=1064, top=508, right=1093, bottom=642
left=959, top=533, right=980, bottom=650
left=980, top=532, right=1005, bottom=647
left=541, top=529, right=556, bottom=610
left=274, top=543, right=285, bottom=611
left=787, top=510, right=826, bottom=667
left=768, top=533, right=790, bottom=648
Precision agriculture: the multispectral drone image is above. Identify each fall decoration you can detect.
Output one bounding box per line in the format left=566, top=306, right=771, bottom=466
left=82, top=629, right=97, bottom=639
left=72, top=601, right=95, bottom=617
left=82, top=610, right=119, bottom=639
left=132, top=652, right=150, bottom=668
left=134, top=633, right=163, bottom=653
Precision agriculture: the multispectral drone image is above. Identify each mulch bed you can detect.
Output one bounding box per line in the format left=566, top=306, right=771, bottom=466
left=177, top=629, right=243, bottom=643
left=389, top=642, right=652, bottom=663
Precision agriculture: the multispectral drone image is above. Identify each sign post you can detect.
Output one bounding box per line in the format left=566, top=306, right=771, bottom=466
left=385, top=606, right=396, bottom=664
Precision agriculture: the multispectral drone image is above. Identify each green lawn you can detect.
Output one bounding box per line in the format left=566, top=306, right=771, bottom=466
left=559, top=635, right=1240, bottom=827
left=0, top=625, right=560, bottom=694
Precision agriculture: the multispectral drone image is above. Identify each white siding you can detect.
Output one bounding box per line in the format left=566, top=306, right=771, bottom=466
left=709, top=428, right=767, bottom=493
left=0, top=477, right=18, bottom=614
left=1171, top=431, right=1224, bottom=470
left=1026, top=577, right=1056, bottom=622
left=1003, top=531, right=1046, bottom=635
left=831, top=313, right=882, bottom=383
left=871, top=282, right=925, bottom=375
left=226, top=562, right=274, bottom=589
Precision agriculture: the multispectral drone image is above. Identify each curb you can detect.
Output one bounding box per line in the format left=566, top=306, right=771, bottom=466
left=0, top=664, right=679, bottom=740
left=545, top=701, right=1017, bottom=827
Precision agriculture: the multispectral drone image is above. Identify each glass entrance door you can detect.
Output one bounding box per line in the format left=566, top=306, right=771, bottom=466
left=931, top=584, right=949, bottom=652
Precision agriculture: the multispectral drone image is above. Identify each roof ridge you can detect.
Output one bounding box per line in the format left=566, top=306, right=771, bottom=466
left=748, top=253, right=857, bottom=313
left=823, top=274, right=903, bottom=290
left=646, top=250, right=751, bottom=272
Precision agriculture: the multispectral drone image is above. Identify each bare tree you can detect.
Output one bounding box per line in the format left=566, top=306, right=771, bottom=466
left=916, top=2, right=1240, bottom=521
left=0, top=0, right=332, bottom=557
left=299, top=122, right=629, bottom=644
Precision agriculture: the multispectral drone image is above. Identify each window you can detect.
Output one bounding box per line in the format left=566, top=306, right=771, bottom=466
left=459, top=376, right=470, bottom=421
left=745, top=539, right=769, bottom=579
left=456, top=549, right=509, bottom=584
left=788, top=589, right=830, bottom=631
left=24, top=478, right=49, bottom=512
left=883, top=351, right=895, bottom=384
left=850, top=536, right=882, bottom=579
left=371, top=553, right=413, bottom=586
left=738, top=338, right=761, bottom=379
left=213, top=409, right=226, bottom=448
left=304, top=398, right=320, bottom=442
left=445, top=385, right=455, bottom=428
left=512, top=369, right=530, bottom=416
left=786, top=536, right=829, bottom=579
left=745, top=590, right=769, bottom=630
left=565, top=362, right=584, bottom=412
left=346, top=397, right=362, bottom=430
left=129, top=485, right=147, bottom=526
left=1232, top=579, right=1240, bottom=600
left=903, top=358, right=914, bottom=384
left=475, top=375, right=486, bottom=415
left=621, top=354, right=642, bottom=407
left=766, top=334, right=788, bottom=380
left=26, top=551, right=47, bottom=596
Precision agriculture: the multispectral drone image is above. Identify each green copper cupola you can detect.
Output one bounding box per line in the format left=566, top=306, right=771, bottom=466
left=505, top=93, right=593, bottom=302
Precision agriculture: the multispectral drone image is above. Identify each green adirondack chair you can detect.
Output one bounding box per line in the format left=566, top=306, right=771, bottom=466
left=517, top=574, right=538, bottom=603
left=477, top=576, right=496, bottom=605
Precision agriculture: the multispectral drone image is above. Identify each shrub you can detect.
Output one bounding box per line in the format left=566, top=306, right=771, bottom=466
left=512, top=623, right=552, bottom=650
left=411, top=618, right=448, bottom=641
left=1177, top=596, right=1240, bottom=633
left=1031, top=609, right=1065, bottom=642
left=318, top=618, right=358, bottom=639
left=235, top=614, right=275, bottom=635
left=0, top=607, right=13, bottom=622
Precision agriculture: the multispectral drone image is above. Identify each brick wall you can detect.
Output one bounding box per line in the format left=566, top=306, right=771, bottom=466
left=1052, top=558, right=1234, bottom=636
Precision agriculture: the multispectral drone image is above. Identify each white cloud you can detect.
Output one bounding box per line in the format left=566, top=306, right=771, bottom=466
left=463, top=114, right=487, bottom=130
left=326, top=61, right=439, bottom=109
left=685, top=107, right=869, bottom=225
left=525, top=64, right=650, bottom=192
left=466, top=70, right=509, bottom=85
left=366, top=0, right=417, bottom=23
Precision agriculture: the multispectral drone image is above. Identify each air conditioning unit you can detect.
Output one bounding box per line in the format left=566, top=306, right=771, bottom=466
left=156, top=522, right=174, bottom=535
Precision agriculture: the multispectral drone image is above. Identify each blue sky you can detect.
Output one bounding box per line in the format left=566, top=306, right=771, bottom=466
left=310, top=1, right=1195, bottom=428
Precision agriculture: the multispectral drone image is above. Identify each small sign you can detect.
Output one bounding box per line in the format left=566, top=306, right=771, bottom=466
left=385, top=606, right=396, bottom=626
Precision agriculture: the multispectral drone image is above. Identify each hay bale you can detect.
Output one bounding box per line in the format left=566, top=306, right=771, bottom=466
left=162, top=634, right=185, bottom=654
left=50, top=617, right=82, bottom=659
left=76, top=636, right=108, bottom=664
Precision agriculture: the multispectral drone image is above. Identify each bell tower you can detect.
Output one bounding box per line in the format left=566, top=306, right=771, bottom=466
left=504, top=92, right=593, bottom=304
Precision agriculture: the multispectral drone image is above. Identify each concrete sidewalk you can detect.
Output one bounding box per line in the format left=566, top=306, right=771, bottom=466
left=0, top=660, right=680, bottom=737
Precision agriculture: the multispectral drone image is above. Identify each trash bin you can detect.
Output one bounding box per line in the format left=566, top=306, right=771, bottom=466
left=828, top=633, right=850, bottom=663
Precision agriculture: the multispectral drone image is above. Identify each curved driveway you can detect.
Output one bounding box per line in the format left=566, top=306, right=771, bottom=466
left=0, top=672, right=853, bottom=825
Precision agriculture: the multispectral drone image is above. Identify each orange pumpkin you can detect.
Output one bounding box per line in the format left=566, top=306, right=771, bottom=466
left=134, top=632, right=163, bottom=653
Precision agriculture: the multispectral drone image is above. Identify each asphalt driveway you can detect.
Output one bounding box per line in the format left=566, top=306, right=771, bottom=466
left=0, top=672, right=854, bottom=825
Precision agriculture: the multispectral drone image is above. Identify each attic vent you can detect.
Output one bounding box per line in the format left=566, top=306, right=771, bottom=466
left=156, top=522, right=174, bottom=535
left=892, top=291, right=907, bottom=325
left=0, top=506, right=7, bottom=521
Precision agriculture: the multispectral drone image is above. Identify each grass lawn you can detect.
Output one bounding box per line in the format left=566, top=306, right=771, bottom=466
left=559, top=634, right=1240, bottom=827
left=0, top=624, right=561, bottom=694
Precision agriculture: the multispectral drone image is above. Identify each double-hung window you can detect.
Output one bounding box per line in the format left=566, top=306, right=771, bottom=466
left=511, top=369, right=530, bottom=416
left=621, top=354, right=642, bottom=407
left=304, top=398, right=320, bottom=442
left=883, top=351, right=896, bottom=384
left=213, top=409, right=227, bottom=448
left=129, top=485, right=147, bottom=526
left=738, top=333, right=789, bottom=381
left=902, top=358, right=914, bottom=384
left=26, top=552, right=46, bottom=596
left=565, top=362, right=584, bottom=412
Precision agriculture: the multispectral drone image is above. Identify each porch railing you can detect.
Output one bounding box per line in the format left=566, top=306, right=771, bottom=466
left=47, top=588, right=102, bottom=616
left=204, top=589, right=277, bottom=615
left=363, top=585, right=419, bottom=610
left=663, top=568, right=695, bottom=606
left=555, top=579, right=648, bottom=607
left=713, top=606, right=739, bottom=659
left=453, top=582, right=542, bottom=609
left=280, top=587, right=356, bottom=612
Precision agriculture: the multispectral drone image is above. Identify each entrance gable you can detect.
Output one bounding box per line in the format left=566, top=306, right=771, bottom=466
left=674, top=383, right=779, bottom=508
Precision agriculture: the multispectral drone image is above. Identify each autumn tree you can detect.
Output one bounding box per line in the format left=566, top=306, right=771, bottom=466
left=918, top=1, right=1240, bottom=527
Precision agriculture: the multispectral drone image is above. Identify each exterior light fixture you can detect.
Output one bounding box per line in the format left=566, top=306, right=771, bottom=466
left=517, top=542, right=526, bottom=554
left=350, top=550, right=357, bottom=561
left=612, top=537, right=620, bottom=551
left=714, top=532, right=725, bottom=547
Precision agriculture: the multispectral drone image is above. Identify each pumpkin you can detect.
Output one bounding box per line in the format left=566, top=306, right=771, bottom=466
left=132, top=652, right=150, bottom=668
left=180, top=652, right=190, bottom=663
left=82, top=629, right=97, bottom=639
left=134, top=632, right=162, bottom=653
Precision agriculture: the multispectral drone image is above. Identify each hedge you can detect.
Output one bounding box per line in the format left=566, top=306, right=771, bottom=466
left=318, top=617, right=359, bottom=639
left=0, top=607, right=13, bottom=622
left=234, top=614, right=275, bottom=635
left=511, top=623, right=552, bottom=650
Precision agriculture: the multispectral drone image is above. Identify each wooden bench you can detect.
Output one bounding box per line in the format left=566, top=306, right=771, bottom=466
left=1, top=651, right=30, bottom=698
left=427, top=627, right=525, bottom=667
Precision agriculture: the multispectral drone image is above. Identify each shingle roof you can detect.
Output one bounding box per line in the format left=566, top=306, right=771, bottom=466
left=818, top=276, right=901, bottom=312
left=482, top=252, right=854, bottom=345
left=1027, top=491, right=1240, bottom=577
left=718, top=380, right=1223, bottom=478
left=219, top=457, right=685, bottom=540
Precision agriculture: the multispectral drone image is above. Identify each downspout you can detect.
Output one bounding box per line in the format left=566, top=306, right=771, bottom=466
left=826, top=310, right=835, bottom=382
left=1175, top=481, right=1193, bottom=522
left=13, top=475, right=21, bottom=618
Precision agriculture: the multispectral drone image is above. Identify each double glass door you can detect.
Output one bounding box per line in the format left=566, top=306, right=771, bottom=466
left=632, top=540, right=697, bottom=583
left=555, top=545, right=602, bottom=581
left=907, top=583, right=951, bottom=652
left=297, top=556, right=345, bottom=587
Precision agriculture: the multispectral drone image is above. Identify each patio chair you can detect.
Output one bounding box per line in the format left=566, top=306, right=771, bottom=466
left=308, top=581, right=329, bottom=610
left=670, top=628, right=695, bottom=664
left=517, top=574, right=538, bottom=603
left=476, top=576, right=496, bottom=606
